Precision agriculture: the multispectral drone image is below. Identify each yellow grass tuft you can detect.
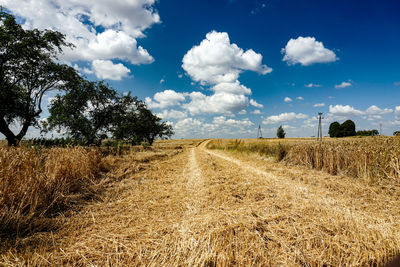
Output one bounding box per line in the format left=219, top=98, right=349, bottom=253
left=0, top=146, right=102, bottom=236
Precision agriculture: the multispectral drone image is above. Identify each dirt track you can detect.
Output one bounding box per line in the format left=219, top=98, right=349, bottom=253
left=2, top=141, right=400, bottom=266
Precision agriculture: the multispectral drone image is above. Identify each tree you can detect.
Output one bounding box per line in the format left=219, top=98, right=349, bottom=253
left=328, top=121, right=341, bottom=137
left=356, top=129, right=379, bottom=136
left=46, top=80, right=118, bottom=145
left=0, top=11, right=78, bottom=146
left=277, top=125, right=285, bottom=139
left=340, top=120, right=356, bottom=137
left=112, top=94, right=173, bottom=145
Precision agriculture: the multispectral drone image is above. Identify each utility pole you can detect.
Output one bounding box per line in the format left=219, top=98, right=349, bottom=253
left=257, top=124, right=263, bottom=139
left=317, top=112, right=324, bottom=141
left=380, top=123, right=382, bottom=136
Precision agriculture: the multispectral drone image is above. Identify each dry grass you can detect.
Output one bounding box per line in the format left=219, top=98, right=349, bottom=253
left=0, top=146, right=103, bottom=236
left=1, top=138, right=399, bottom=266
left=208, top=136, right=400, bottom=185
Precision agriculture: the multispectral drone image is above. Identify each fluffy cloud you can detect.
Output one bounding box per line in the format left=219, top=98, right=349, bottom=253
left=251, top=110, right=262, bottom=114
left=91, top=60, right=131, bottom=80
left=145, top=90, right=188, bottom=109
left=156, top=109, right=188, bottom=120
left=296, top=96, right=304, bottom=100
left=183, top=91, right=248, bottom=115
left=313, top=103, right=325, bottom=107
left=365, top=105, right=393, bottom=115
left=395, top=106, right=400, bottom=120
left=329, top=104, right=363, bottom=116
left=212, top=116, right=254, bottom=128
left=182, top=31, right=272, bottom=84
left=250, top=99, right=263, bottom=108
left=335, top=81, right=352, bottom=89
left=282, top=36, right=338, bottom=66
left=305, top=83, right=321, bottom=88
left=3, top=0, right=159, bottom=79
left=329, top=104, right=393, bottom=121
left=263, top=112, right=308, bottom=125
left=178, top=31, right=271, bottom=115
left=284, top=97, right=292, bottom=102
left=174, top=118, right=204, bottom=137
left=210, top=81, right=251, bottom=95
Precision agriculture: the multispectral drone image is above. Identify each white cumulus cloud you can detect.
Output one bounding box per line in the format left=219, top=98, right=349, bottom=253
left=284, top=97, right=292, bottom=102
left=263, top=112, right=308, bottom=125
left=145, top=90, right=188, bottom=109
left=156, top=109, right=188, bottom=120
left=212, top=116, right=254, bottom=128
left=178, top=31, right=271, bottom=116
left=329, top=105, right=363, bottom=116
left=335, top=81, right=352, bottom=89
left=282, top=36, right=338, bottom=66
left=91, top=60, right=130, bottom=80
left=182, top=31, right=272, bottom=84
left=250, top=99, right=263, bottom=108
left=183, top=91, right=249, bottom=115
left=365, top=105, right=393, bottom=115
left=2, top=0, right=159, bottom=80
left=296, top=96, right=304, bottom=100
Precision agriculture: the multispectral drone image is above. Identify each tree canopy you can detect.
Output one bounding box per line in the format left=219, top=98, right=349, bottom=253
left=46, top=83, right=173, bottom=145
left=328, top=121, right=341, bottom=137
left=46, top=80, right=118, bottom=145
left=111, top=93, right=173, bottom=145
left=277, top=125, right=285, bottom=138
left=328, top=120, right=356, bottom=138
left=0, top=11, right=78, bottom=145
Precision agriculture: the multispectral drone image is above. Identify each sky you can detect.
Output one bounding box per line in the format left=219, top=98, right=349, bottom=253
left=1, top=0, right=400, bottom=139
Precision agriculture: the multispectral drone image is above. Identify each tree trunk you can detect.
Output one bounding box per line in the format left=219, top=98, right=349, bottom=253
left=0, top=116, right=18, bottom=146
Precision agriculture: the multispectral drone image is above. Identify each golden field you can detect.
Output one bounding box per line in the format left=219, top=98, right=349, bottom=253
left=0, top=138, right=399, bottom=266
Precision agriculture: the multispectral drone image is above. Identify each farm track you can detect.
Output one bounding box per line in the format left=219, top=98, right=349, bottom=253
left=1, top=141, right=400, bottom=266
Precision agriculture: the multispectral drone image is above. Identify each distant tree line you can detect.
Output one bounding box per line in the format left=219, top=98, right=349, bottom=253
left=0, top=11, right=172, bottom=146
left=356, top=129, right=379, bottom=136
left=329, top=120, right=380, bottom=138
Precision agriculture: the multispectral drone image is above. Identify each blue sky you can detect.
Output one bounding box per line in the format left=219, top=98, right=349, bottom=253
left=2, top=0, right=400, bottom=138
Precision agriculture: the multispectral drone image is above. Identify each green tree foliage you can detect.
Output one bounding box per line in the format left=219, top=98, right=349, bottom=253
left=340, top=120, right=356, bottom=137
left=356, top=129, right=379, bottom=136
left=112, top=94, right=174, bottom=145
left=277, top=125, right=286, bottom=138
left=393, top=131, right=400, bottom=136
left=328, top=120, right=356, bottom=137
left=46, top=80, right=118, bottom=145
left=0, top=11, right=79, bottom=146
left=328, top=121, right=341, bottom=137
left=47, top=84, right=173, bottom=146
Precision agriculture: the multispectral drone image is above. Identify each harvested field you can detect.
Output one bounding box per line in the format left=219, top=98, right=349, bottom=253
left=1, top=139, right=399, bottom=266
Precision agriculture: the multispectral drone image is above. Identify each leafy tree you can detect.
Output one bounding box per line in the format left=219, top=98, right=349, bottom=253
left=393, top=131, right=400, bottom=136
left=277, top=125, right=285, bottom=139
left=112, top=94, right=173, bottom=145
left=0, top=11, right=78, bottom=146
left=340, top=120, right=356, bottom=137
left=46, top=80, right=118, bottom=145
left=328, top=121, right=341, bottom=137
left=356, top=129, right=379, bottom=136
